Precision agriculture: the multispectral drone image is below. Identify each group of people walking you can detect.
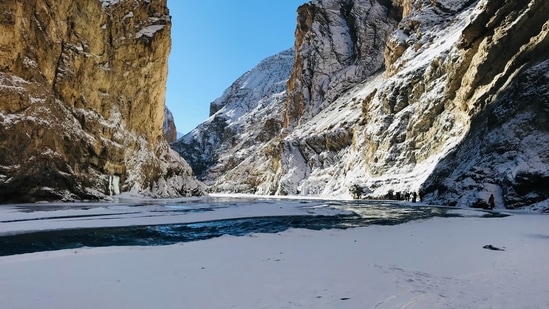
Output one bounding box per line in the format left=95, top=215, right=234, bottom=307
left=387, top=190, right=421, bottom=203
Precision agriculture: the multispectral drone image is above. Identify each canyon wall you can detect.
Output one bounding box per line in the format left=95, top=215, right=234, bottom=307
left=163, top=107, right=177, bottom=143
left=0, top=0, right=203, bottom=202
left=285, top=0, right=400, bottom=127
left=174, top=0, right=548, bottom=209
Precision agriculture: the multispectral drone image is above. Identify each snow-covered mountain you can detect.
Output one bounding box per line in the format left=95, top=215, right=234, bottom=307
left=173, top=0, right=548, bottom=209
left=172, top=49, right=295, bottom=181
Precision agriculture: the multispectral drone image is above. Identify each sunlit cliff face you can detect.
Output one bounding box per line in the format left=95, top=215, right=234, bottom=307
left=0, top=0, right=203, bottom=202
left=173, top=0, right=548, bottom=209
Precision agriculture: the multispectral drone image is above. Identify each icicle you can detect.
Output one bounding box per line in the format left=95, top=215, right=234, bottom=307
left=108, top=175, right=120, bottom=196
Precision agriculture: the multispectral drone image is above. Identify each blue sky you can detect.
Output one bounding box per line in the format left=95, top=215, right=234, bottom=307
left=165, top=1, right=307, bottom=135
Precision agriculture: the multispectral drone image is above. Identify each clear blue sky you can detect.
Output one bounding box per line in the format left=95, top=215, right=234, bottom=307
left=165, top=0, right=307, bottom=135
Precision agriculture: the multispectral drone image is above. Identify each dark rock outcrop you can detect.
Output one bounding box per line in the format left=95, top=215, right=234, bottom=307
left=163, top=107, right=177, bottom=143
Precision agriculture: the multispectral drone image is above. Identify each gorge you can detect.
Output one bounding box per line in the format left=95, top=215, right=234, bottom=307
left=173, top=0, right=549, bottom=209
left=0, top=0, right=546, bottom=209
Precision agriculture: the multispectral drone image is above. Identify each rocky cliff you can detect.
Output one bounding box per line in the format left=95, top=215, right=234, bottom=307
left=285, top=0, right=400, bottom=127
left=172, top=49, right=295, bottom=186
left=419, top=0, right=549, bottom=208
left=0, top=0, right=203, bottom=202
left=163, top=107, right=177, bottom=143
left=174, top=0, right=548, bottom=209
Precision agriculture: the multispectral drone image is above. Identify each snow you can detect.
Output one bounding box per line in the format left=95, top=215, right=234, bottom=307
left=0, top=198, right=548, bottom=308
left=100, top=0, right=121, bottom=8
left=438, top=0, right=473, bottom=12
left=392, top=4, right=473, bottom=77
left=0, top=73, right=29, bottom=91
left=23, top=57, right=38, bottom=68
left=210, top=48, right=294, bottom=124
left=135, top=25, right=165, bottom=39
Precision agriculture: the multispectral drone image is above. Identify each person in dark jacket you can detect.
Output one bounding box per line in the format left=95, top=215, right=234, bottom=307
left=488, top=194, right=495, bottom=210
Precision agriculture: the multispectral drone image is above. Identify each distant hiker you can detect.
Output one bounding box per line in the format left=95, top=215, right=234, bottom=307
left=412, top=192, right=417, bottom=203
left=349, top=184, right=363, bottom=200
left=488, top=194, right=495, bottom=209
left=404, top=192, right=410, bottom=201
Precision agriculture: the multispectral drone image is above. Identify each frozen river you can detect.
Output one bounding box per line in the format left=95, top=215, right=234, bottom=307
left=0, top=195, right=507, bottom=256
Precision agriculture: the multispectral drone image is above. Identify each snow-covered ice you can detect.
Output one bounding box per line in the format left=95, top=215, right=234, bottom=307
left=0, top=196, right=548, bottom=308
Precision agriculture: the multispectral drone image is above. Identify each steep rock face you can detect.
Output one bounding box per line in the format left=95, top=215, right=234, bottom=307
left=421, top=60, right=549, bottom=208
left=419, top=0, right=549, bottom=208
left=172, top=49, right=294, bottom=184
left=163, top=107, right=177, bottom=143
left=289, top=0, right=548, bottom=207
left=0, top=0, right=203, bottom=202
left=285, top=0, right=400, bottom=127
left=175, top=0, right=548, bottom=209
left=343, top=0, right=548, bottom=208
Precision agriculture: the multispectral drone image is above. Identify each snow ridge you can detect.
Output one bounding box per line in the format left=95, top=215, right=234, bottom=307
left=172, top=49, right=294, bottom=180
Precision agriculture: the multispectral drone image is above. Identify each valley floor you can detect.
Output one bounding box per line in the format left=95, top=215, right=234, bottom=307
left=0, top=198, right=548, bottom=308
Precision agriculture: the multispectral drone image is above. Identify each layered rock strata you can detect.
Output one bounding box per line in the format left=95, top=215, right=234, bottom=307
left=175, top=0, right=548, bottom=209
left=419, top=0, right=549, bottom=208
left=285, top=0, right=400, bottom=127
left=0, top=0, right=203, bottom=202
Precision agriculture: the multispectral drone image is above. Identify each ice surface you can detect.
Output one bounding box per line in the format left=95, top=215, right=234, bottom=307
left=0, top=197, right=548, bottom=308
